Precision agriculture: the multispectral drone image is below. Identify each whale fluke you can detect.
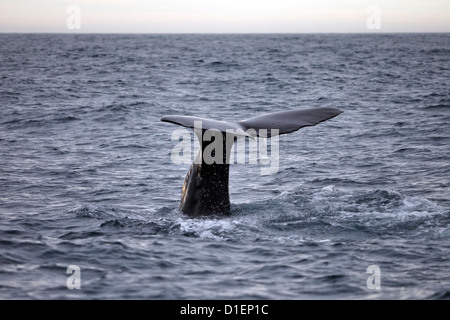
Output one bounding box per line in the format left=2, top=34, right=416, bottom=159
left=238, top=107, right=342, bottom=137
left=161, top=107, right=342, bottom=217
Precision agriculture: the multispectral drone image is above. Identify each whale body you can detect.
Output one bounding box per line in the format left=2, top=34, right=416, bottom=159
left=161, top=107, right=342, bottom=217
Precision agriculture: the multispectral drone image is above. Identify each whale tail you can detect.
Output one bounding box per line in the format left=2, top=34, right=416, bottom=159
left=161, top=107, right=343, bottom=217
left=161, top=107, right=342, bottom=138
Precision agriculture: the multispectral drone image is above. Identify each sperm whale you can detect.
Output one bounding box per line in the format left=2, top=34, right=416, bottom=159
left=161, top=107, right=342, bottom=217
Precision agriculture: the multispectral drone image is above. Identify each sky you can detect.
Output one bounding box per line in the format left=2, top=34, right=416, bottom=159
left=0, top=0, right=449, bottom=33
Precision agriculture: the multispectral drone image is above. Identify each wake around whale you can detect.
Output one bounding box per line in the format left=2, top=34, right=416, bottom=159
left=161, top=107, right=343, bottom=217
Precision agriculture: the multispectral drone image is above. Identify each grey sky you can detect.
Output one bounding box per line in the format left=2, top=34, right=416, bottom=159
left=1, top=0, right=449, bottom=33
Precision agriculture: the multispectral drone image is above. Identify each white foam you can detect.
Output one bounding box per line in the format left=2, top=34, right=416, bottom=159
left=321, top=184, right=336, bottom=192
left=175, top=217, right=239, bottom=240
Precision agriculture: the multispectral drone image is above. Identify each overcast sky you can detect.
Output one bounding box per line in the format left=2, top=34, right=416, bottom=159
left=1, top=0, right=449, bottom=33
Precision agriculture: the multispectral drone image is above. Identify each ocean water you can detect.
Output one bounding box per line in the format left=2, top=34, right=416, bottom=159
left=0, top=33, right=449, bottom=300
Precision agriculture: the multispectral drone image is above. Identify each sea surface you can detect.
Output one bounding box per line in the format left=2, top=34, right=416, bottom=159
left=0, top=33, right=449, bottom=299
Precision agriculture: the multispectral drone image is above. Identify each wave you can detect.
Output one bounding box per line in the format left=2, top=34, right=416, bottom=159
left=66, top=187, right=449, bottom=243
left=423, top=104, right=450, bottom=110
left=1, top=114, right=81, bottom=129
left=95, top=101, right=146, bottom=113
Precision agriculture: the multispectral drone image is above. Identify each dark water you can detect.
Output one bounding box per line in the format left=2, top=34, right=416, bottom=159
left=0, top=33, right=449, bottom=299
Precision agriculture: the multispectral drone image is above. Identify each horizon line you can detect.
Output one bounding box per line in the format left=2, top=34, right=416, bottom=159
left=1, top=31, right=450, bottom=35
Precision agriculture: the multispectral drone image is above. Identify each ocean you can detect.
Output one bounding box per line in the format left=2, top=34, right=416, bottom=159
left=0, top=33, right=449, bottom=299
